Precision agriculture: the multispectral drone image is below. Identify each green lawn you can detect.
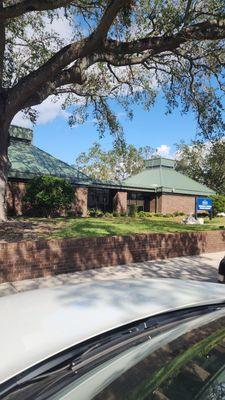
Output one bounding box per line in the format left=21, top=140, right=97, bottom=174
left=29, top=215, right=225, bottom=240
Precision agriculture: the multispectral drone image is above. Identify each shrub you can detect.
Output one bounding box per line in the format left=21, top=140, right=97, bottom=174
left=89, top=208, right=104, bottom=218
left=120, top=211, right=127, bottom=217
left=145, top=212, right=154, bottom=217
left=104, top=212, right=113, bottom=218
left=25, top=176, right=74, bottom=217
left=155, top=213, right=162, bottom=217
left=210, top=195, right=225, bottom=216
left=137, top=210, right=146, bottom=218
left=113, top=210, right=120, bottom=217
left=95, top=209, right=104, bottom=217
left=147, top=212, right=154, bottom=217
left=173, top=211, right=185, bottom=217
left=129, top=204, right=137, bottom=217
left=88, top=208, right=95, bottom=217
left=196, top=211, right=209, bottom=218
left=137, top=211, right=154, bottom=218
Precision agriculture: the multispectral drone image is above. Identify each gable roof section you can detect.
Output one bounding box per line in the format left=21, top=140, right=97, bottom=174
left=7, top=128, right=121, bottom=188
left=123, top=159, right=215, bottom=196
left=8, top=137, right=91, bottom=183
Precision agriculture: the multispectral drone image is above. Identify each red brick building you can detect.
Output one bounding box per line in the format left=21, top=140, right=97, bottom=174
left=7, top=126, right=215, bottom=216
left=7, top=126, right=127, bottom=216
left=123, top=157, right=215, bottom=214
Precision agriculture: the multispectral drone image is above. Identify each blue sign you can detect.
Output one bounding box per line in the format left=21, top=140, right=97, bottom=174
left=196, top=197, right=213, bottom=211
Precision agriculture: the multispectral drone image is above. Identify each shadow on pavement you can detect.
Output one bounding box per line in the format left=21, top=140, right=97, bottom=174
left=5, top=252, right=222, bottom=296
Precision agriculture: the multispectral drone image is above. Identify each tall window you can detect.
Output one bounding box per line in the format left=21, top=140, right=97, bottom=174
left=88, top=188, right=110, bottom=211
left=127, top=192, right=148, bottom=211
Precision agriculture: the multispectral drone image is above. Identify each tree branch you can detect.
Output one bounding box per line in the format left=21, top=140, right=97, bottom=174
left=0, top=0, right=5, bottom=88
left=8, top=39, right=89, bottom=112
left=91, top=0, right=130, bottom=43
left=8, top=0, right=127, bottom=111
left=103, top=18, right=225, bottom=55
left=8, top=8, right=225, bottom=114
left=183, top=0, right=193, bottom=25
left=0, top=0, right=78, bottom=20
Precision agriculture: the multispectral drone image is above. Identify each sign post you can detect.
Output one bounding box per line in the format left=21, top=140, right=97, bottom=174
left=196, top=197, right=213, bottom=219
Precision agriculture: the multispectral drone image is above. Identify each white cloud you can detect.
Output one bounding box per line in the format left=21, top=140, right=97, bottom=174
left=12, top=96, right=69, bottom=128
left=10, top=10, right=76, bottom=129
left=156, top=144, right=171, bottom=157
left=24, top=9, right=74, bottom=47
left=35, top=96, right=69, bottom=125
left=44, top=11, right=74, bottom=45
left=12, top=113, right=33, bottom=129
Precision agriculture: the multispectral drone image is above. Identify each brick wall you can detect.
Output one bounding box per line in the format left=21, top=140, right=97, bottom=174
left=113, top=191, right=127, bottom=213
left=7, top=181, right=27, bottom=216
left=149, top=195, right=156, bottom=212
left=72, top=187, right=88, bottom=217
left=7, top=181, right=199, bottom=217
left=160, top=194, right=196, bottom=214
left=0, top=230, right=225, bottom=284
left=7, top=181, right=88, bottom=217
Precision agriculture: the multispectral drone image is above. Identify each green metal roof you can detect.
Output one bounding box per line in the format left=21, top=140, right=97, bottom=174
left=9, top=125, right=33, bottom=142
left=145, top=157, right=175, bottom=169
left=123, top=157, right=216, bottom=196
left=8, top=138, right=90, bottom=183
left=7, top=126, right=121, bottom=188
left=7, top=128, right=215, bottom=196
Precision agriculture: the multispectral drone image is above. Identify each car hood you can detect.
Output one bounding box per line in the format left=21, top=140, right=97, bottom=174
left=1, top=278, right=225, bottom=385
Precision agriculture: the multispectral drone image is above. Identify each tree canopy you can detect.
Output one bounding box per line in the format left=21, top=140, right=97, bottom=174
left=2, top=0, right=225, bottom=139
left=74, top=142, right=154, bottom=181
left=1, top=0, right=225, bottom=220
left=175, top=139, right=225, bottom=194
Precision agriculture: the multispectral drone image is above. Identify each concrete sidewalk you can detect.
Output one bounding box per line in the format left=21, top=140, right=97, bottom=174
left=0, top=251, right=224, bottom=298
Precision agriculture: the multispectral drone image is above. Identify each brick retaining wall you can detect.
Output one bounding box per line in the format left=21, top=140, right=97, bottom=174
left=1, top=230, right=225, bottom=284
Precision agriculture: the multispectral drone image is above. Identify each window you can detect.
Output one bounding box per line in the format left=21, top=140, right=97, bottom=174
left=88, top=188, right=110, bottom=211
left=127, top=192, right=150, bottom=212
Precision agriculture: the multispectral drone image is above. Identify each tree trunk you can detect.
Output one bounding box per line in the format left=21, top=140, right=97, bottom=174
left=0, top=119, right=10, bottom=222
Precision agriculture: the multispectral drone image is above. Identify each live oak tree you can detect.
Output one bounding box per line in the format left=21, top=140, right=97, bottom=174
left=1, top=1, right=225, bottom=221
left=175, top=140, right=225, bottom=194
left=74, top=142, right=154, bottom=181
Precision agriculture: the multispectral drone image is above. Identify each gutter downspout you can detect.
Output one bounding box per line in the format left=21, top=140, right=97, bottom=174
left=155, top=188, right=158, bottom=213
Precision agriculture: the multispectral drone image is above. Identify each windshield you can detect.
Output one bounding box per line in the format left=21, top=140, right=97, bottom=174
left=92, top=310, right=225, bottom=400
left=2, top=305, right=225, bottom=400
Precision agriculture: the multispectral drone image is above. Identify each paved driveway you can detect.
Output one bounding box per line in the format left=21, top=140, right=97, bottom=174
left=0, top=251, right=224, bottom=298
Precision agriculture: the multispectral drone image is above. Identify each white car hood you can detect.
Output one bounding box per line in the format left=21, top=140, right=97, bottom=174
left=0, top=278, right=225, bottom=385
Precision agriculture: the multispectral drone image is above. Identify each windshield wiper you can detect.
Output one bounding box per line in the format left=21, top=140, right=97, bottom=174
left=1, top=302, right=225, bottom=399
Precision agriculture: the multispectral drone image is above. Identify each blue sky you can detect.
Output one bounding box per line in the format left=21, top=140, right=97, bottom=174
left=9, top=8, right=225, bottom=167
left=9, top=11, right=209, bottom=166
left=21, top=95, right=197, bottom=166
